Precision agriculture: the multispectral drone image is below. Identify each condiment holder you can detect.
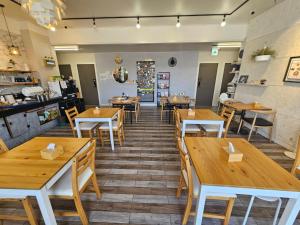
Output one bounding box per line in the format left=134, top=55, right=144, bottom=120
left=187, top=108, right=195, bottom=117
left=222, top=142, right=243, bottom=162
left=40, top=143, right=64, bottom=160
left=93, top=107, right=101, bottom=114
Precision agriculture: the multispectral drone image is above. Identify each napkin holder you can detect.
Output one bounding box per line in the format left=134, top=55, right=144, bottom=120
left=41, top=145, right=64, bottom=160
left=222, top=143, right=243, bottom=162
left=93, top=107, right=101, bottom=114
left=187, top=109, right=195, bottom=117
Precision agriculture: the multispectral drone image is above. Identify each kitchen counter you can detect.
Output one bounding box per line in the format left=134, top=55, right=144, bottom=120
left=0, top=97, right=61, bottom=118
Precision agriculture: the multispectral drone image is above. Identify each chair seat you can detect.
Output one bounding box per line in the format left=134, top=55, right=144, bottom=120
left=183, top=166, right=236, bottom=198
left=48, top=167, right=93, bottom=197
left=201, top=124, right=225, bottom=133
left=99, top=121, right=118, bottom=130
left=74, top=122, right=98, bottom=131
left=243, top=117, right=273, bottom=127
left=180, top=123, right=201, bottom=132
left=256, top=196, right=281, bottom=202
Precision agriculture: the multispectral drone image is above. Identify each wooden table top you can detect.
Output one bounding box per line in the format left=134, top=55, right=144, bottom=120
left=168, top=96, right=190, bottom=104
left=223, top=101, right=271, bottom=111
left=75, top=107, right=119, bottom=119
left=178, top=109, right=224, bottom=121
left=111, top=97, right=136, bottom=105
left=0, top=137, right=90, bottom=190
left=185, top=137, right=300, bottom=191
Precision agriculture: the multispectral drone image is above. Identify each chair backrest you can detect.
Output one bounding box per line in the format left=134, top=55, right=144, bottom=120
left=117, top=108, right=124, bottom=128
left=0, top=139, right=8, bottom=153
left=291, top=136, right=300, bottom=176
left=65, top=106, right=79, bottom=130
left=250, top=109, right=276, bottom=124
left=72, top=139, right=96, bottom=194
left=160, top=97, right=167, bottom=107
left=177, top=138, right=193, bottom=194
left=175, top=110, right=181, bottom=137
left=220, top=106, right=235, bottom=136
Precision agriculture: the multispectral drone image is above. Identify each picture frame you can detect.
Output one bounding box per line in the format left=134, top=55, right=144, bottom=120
left=238, top=75, right=249, bottom=84
left=283, top=56, right=300, bottom=83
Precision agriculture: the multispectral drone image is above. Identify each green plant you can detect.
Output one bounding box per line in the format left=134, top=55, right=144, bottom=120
left=251, top=47, right=276, bottom=59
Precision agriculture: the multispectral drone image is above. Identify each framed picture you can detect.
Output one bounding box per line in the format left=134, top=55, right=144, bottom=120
left=238, top=75, right=249, bottom=84
left=283, top=56, right=300, bottom=83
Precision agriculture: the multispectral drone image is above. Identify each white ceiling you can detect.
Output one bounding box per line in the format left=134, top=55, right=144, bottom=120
left=6, top=0, right=284, bottom=28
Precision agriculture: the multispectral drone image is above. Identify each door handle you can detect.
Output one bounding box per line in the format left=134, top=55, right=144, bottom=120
left=93, top=79, right=97, bottom=87
left=197, top=81, right=201, bottom=87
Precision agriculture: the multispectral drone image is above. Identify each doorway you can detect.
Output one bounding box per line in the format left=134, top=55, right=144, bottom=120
left=220, top=63, right=235, bottom=93
left=77, top=64, right=99, bottom=106
left=195, top=63, right=218, bottom=107
left=58, top=64, right=72, bottom=80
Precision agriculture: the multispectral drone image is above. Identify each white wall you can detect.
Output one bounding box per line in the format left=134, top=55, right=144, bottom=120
left=235, top=0, right=300, bottom=151
left=94, top=52, right=199, bottom=105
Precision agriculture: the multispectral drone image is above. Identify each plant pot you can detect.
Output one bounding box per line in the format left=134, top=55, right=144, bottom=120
left=255, top=55, right=271, bottom=62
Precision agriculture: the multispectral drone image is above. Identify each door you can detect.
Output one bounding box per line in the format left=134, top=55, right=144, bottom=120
left=59, top=64, right=73, bottom=80
left=196, top=63, right=218, bottom=107
left=220, top=63, right=235, bottom=93
left=77, top=64, right=99, bottom=106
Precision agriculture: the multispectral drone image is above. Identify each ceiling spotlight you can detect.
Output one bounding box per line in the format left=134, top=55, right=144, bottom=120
left=92, top=18, right=96, bottom=29
left=220, top=15, right=226, bottom=27
left=49, top=26, right=56, bottom=31
left=176, top=16, right=181, bottom=28
left=136, top=17, right=141, bottom=29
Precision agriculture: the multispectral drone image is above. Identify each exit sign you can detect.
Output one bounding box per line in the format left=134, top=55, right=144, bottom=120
left=211, top=46, right=219, bottom=56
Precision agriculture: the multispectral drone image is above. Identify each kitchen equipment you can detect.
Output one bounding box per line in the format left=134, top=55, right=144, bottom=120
left=5, top=95, right=15, bottom=104
left=22, top=86, right=44, bottom=97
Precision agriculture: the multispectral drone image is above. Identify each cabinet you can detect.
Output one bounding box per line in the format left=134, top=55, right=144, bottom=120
left=5, top=113, right=29, bottom=138
left=0, top=118, right=10, bottom=140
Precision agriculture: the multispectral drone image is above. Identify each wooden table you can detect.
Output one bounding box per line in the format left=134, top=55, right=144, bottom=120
left=178, top=109, right=224, bottom=138
left=223, top=101, right=271, bottom=111
left=184, top=137, right=300, bottom=225
left=75, top=108, right=119, bottom=150
left=168, top=96, right=190, bottom=105
left=0, top=137, right=90, bottom=225
left=111, top=97, right=136, bottom=124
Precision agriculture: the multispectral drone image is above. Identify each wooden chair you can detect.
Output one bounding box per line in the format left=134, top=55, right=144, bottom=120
left=201, top=106, right=235, bottom=138
left=176, top=138, right=236, bottom=225
left=291, top=136, right=300, bottom=176
left=0, top=139, right=38, bottom=225
left=160, top=97, right=172, bottom=121
left=175, top=110, right=202, bottom=138
left=98, top=108, right=125, bottom=146
left=65, top=106, right=99, bottom=138
left=237, top=109, right=276, bottom=141
left=48, top=139, right=101, bottom=225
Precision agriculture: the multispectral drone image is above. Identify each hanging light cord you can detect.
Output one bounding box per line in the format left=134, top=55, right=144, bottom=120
left=1, top=6, right=14, bottom=46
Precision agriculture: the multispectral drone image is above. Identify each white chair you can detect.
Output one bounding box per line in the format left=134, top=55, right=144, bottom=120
left=174, top=110, right=202, bottom=138
left=243, top=196, right=282, bottom=225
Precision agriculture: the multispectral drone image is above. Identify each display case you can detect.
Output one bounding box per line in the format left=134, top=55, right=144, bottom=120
left=157, top=72, right=170, bottom=106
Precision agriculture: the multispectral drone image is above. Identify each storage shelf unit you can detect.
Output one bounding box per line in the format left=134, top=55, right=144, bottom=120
left=0, top=82, right=38, bottom=86
left=157, top=72, right=170, bottom=106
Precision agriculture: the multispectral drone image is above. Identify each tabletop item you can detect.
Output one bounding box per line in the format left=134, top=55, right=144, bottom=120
left=93, top=107, right=101, bottom=114
left=40, top=144, right=64, bottom=160
left=222, top=141, right=243, bottom=162
left=187, top=108, right=195, bottom=117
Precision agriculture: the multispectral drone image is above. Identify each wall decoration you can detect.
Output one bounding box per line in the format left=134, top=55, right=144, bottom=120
left=168, top=57, right=177, bottom=67
left=283, top=56, right=300, bottom=83
left=251, top=46, right=276, bottom=62
left=112, top=56, right=128, bottom=83
left=238, top=75, right=249, bottom=83
left=137, top=61, right=155, bottom=102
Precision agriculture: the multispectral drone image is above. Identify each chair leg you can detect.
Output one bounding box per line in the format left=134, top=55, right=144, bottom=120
left=135, top=111, right=138, bottom=123
left=272, top=198, right=282, bottom=225
left=160, top=110, right=163, bottom=121
left=248, top=125, right=255, bottom=141
left=118, top=130, right=123, bottom=146
left=242, top=196, right=255, bottom=225
left=237, top=120, right=243, bottom=134
left=176, top=175, right=185, bottom=198
left=91, top=173, right=101, bottom=199
left=74, top=194, right=89, bottom=225
left=269, top=127, right=273, bottom=143
left=22, top=197, right=38, bottom=225
left=182, top=192, right=193, bottom=225
left=122, top=127, right=125, bottom=141
left=88, top=130, right=93, bottom=138
left=223, top=198, right=235, bottom=225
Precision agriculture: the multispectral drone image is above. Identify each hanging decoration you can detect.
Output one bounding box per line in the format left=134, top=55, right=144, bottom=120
left=21, top=0, right=66, bottom=30
left=112, top=56, right=128, bottom=83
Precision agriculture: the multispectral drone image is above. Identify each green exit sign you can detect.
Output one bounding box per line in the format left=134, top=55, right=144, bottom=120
left=211, top=46, right=219, bottom=56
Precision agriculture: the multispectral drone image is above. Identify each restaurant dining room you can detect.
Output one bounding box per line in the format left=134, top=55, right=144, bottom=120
left=0, top=0, right=300, bottom=225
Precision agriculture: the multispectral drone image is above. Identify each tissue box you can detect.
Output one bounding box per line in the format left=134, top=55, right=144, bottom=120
left=187, top=110, right=195, bottom=117
left=40, top=145, right=64, bottom=160
left=222, top=146, right=243, bottom=162
left=93, top=108, right=101, bottom=114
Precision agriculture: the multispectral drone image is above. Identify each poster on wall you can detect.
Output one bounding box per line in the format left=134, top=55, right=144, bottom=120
left=136, top=61, right=155, bottom=102
left=283, top=56, right=300, bottom=83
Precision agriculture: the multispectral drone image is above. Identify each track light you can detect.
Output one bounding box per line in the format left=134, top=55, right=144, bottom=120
left=92, top=18, right=96, bottom=29
left=49, top=26, right=56, bottom=31
left=220, top=15, right=226, bottom=27
left=176, top=16, right=181, bottom=28
left=136, top=17, right=141, bottom=29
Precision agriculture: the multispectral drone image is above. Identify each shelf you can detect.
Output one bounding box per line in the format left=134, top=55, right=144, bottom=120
left=0, top=70, right=36, bottom=74
left=237, top=83, right=282, bottom=87
left=0, top=82, right=38, bottom=86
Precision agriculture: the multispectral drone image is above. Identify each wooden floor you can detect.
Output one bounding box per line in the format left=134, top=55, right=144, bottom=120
left=1, top=107, right=300, bottom=225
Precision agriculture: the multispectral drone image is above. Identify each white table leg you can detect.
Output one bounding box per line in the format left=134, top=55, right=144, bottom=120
left=181, top=121, right=186, bottom=139
left=109, top=119, right=115, bottom=151
left=75, top=119, right=82, bottom=138
left=217, top=121, right=224, bottom=138
left=194, top=186, right=207, bottom=225
left=278, top=197, right=300, bottom=225
left=36, top=188, right=57, bottom=225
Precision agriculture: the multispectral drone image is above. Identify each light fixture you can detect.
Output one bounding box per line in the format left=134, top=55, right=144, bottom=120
left=176, top=16, right=181, bottom=28
left=136, top=17, right=141, bottom=29
left=214, top=42, right=242, bottom=48
left=92, top=18, right=96, bottom=29
left=21, top=0, right=65, bottom=30
left=49, top=25, right=56, bottom=31
left=0, top=4, right=20, bottom=56
left=54, top=45, right=79, bottom=51
left=220, top=15, right=226, bottom=27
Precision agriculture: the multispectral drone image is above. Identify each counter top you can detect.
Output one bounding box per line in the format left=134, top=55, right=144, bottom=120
left=0, top=97, right=61, bottom=117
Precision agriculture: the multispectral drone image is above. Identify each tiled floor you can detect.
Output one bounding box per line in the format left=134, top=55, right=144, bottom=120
left=1, top=107, right=300, bottom=225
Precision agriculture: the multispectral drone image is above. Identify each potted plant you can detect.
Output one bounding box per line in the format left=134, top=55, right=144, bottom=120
left=251, top=46, right=276, bottom=62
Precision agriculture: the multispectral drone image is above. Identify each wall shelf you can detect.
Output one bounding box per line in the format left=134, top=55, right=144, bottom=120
left=0, top=70, right=36, bottom=74
left=0, top=82, right=38, bottom=86
left=237, top=83, right=282, bottom=87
